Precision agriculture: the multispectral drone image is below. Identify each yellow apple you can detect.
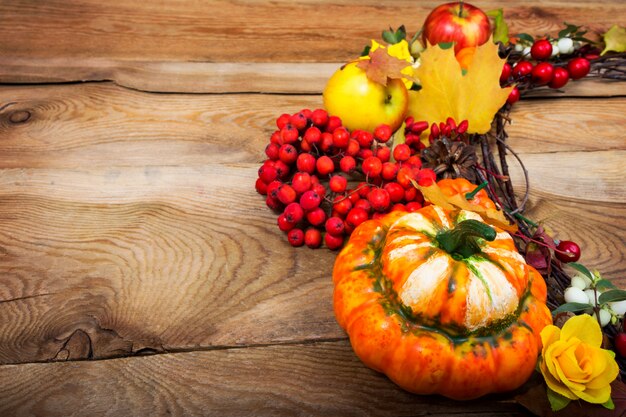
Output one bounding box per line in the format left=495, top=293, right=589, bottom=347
left=323, top=62, right=409, bottom=133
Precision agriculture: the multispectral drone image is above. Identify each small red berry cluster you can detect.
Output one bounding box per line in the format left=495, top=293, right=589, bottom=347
left=405, top=116, right=469, bottom=146
left=503, top=39, right=591, bottom=104
left=255, top=109, right=436, bottom=249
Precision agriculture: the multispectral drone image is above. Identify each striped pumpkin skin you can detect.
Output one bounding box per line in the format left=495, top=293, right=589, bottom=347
left=333, top=205, right=551, bottom=400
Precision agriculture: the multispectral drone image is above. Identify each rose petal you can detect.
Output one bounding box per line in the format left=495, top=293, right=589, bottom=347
left=561, top=314, right=602, bottom=347
left=558, top=343, right=588, bottom=382
left=540, top=325, right=561, bottom=353
left=586, top=350, right=619, bottom=390
left=573, top=384, right=612, bottom=404
left=540, top=359, right=579, bottom=400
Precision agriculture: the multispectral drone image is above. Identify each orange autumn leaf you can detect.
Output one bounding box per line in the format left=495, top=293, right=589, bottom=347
left=356, top=48, right=419, bottom=86
left=407, top=40, right=512, bottom=134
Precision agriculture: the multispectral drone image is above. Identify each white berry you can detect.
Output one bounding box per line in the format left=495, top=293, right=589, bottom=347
left=522, top=46, right=531, bottom=57
left=551, top=42, right=559, bottom=57
left=557, top=37, right=574, bottom=54
left=584, top=289, right=600, bottom=305
left=570, top=275, right=588, bottom=290
left=610, top=300, right=626, bottom=316
left=593, top=309, right=612, bottom=327
left=564, top=286, right=590, bottom=304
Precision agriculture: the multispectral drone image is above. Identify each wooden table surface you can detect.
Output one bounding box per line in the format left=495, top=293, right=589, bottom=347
left=0, top=1, right=625, bottom=416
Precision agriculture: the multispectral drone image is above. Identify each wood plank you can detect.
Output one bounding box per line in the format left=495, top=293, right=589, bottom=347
left=0, top=163, right=623, bottom=365
left=1, top=1, right=623, bottom=63
left=0, top=84, right=624, bottom=170
left=2, top=59, right=626, bottom=96
left=0, top=341, right=530, bottom=417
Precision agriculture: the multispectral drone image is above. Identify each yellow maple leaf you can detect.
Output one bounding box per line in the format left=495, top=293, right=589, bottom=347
left=602, top=25, right=626, bottom=55
left=407, top=41, right=512, bottom=134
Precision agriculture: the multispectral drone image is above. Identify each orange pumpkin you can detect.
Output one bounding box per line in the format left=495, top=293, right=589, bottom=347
left=333, top=183, right=551, bottom=400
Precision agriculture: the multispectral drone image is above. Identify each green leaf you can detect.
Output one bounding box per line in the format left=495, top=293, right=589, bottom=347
left=602, top=25, right=626, bottom=55
left=360, top=45, right=371, bottom=57
left=552, top=302, right=591, bottom=314
left=599, top=290, right=626, bottom=305
left=409, top=83, right=422, bottom=91
left=596, top=279, right=617, bottom=290
left=437, top=41, right=454, bottom=50
left=568, top=262, right=594, bottom=280
left=515, top=33, right=534, bottom=44
left=558, top=22, right=581, bottom=39
left=395, top=25, right=407, bottom=43
left=487, top=9, right=509, bottom=45
left=382, top=29, right=398, bottom=44
left=547, top=387, right=571, bottom=411
left=603, top=396, right=615, bottom=410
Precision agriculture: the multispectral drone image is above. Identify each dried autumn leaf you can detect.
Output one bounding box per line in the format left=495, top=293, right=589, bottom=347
left=407, top=40, right=512, bottom=134
left=602, top=25, right=626, bottom=55
left=413, top=181, right=517, bottom=232
left=356, top=48, right=419, bottom=86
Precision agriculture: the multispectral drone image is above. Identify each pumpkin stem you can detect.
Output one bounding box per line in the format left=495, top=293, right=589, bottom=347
left=436, top=220, right=497, bottom=259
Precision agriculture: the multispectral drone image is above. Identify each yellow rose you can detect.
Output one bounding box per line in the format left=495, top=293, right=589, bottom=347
left=540, top=314, right=619, bottom=405
left=369, top=40, right=417, bottom=89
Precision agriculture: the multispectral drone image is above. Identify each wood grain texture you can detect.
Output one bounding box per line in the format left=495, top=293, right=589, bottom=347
left=0, top=84, right=624, bottom=169
left=2, top=59, right=626, bottom=96
left=1, top=0, right=624, bottom=62
left=0, top=341, right=531, bottom=417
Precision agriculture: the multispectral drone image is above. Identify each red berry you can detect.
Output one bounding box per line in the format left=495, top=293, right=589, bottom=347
left=291, top=172, right=312, bottom=194
left=406, top=201, right=423, bottom=212
left=296, top=153, right=316, bottom=174
left=532, top=62, right=554, bottom=85
left=273, top=160, right=290, bottom=180
left=555, top=240, right=581, bottom=263
left=406, top=155, right=422, bottom=169
left=368, top=188, right=391, bottom=212
left=311, top=109, right=329, bottom=127
left=258, top=164, right=278, bottom=184
left=614, top=333, right=626, bottom=357
left=354, top=198, right=372, bottom=213
left=347, top=190, right=360, bottom=205
left=374, top=124, right=393, bottom=143
left=325, top=116, right=342, bottom=133
left=346, top=139, right=360, bottom=156
left=346, top=208, right=369, bottom=229
left=548, top=67, right=570, bottom=89
left=393, top=144, right=411, bottom=162
left=333, top=196, right=352, bottom=216
left=409, top=120, right=429, bottom=134
left=416, top=169, right=436, bottom=186
left=507, top=86, right=520, bottom=105
left=362, top=156, right=383, bottom=178
left=329, top=175, right=348, bottom=193
left=276, top=113, right=290, bottom=129
left=265, top=143, right=280, bottom=160
left=332, top=128, right=350, bottom=148
left=429, top=122, right=440, bottom=138
left=381, top=162, right=399, bottom=181
left=266, top=180, right=282, bottom=200
left=396, top=166, right=418, bottom=188
left=316, top=155, right=335, bottom=176
left=384, top=182, right=405, bottom=203
left=513, top=61, right=533, bottom=78
left=404, top=186, right=417, bottom=202
left=500, top=62, right=512, bottom=83
left=287, top=228, right=305, bottom=247
left=299, top=190, right=321, bottom=211
left=278, top=144, right=298, bottom=165
left=299, top=108, right=312, bottom=119
left=531, top=39, right=553, bottom=61
left=391, top=203, right=406, bottom=212
left=303, top=126, right=321, bottom=144
left=304, top=228, right=322, bottom=248
left=270, top=131, right=282, bottom=146
left=306, top=207, right=326, bottom=226
left=456, top=120, right=469, bottom=134
left=320, top=132, right=334, bottom=153
left=277, top=213, right=296, bottom=232
left=255, top=178, right=268, bottom=195
left=374, top=146, right=391, bottom=163
left=289, top=112, right=308, bottom=131
left=568, top=57, right=590, bottom=80
left=266, top=195, right=282, bottom=211
left=356, top=131, right=374, bottom=148
left=357, top=182, right=371, bottom=198
left=283, top=202, right=304, bottom=223
left=325, top=216, right=345, bottom=236
left=312, top=183, right=326, bottom=198
left=325, top=232, right=344, bottom=250
left=277, top=184, right=297, bottom=205
left=340, top=156, right=357, bottom=173
left=280, top=125, right=299, bottom=144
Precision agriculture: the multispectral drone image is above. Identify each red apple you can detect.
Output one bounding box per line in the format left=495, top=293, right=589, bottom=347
left=422, top=2, right=491, bottom=54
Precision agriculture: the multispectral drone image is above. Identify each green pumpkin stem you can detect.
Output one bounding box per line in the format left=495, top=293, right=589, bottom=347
left=464, top=181, right=489, bottom=200
left=436, top=220, right=497, bottom=259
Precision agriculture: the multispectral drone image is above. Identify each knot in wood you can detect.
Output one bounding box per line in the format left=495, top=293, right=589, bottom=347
left=9, top=110, right=31, bottom=124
